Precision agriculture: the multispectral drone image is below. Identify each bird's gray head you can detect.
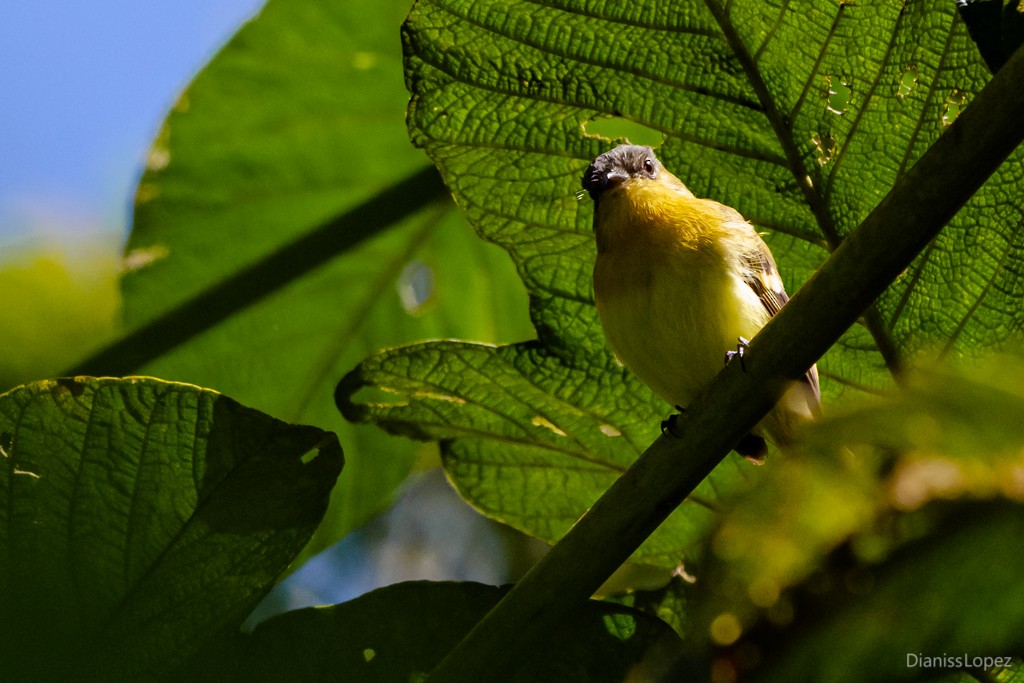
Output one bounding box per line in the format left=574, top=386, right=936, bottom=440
left=581, top=145, right=661, bottom=201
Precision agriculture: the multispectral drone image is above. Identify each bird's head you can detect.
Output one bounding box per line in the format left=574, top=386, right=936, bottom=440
left=581, top=145, right=665, bottom=202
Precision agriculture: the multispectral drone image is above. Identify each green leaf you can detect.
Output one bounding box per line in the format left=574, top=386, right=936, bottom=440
left=339, top=340, right=760, bottom=568
left=686, top=455, right=879, bottom=644
left=681, top=355, right=1024, bottom=680
left=194, top=581, right=684, bottom=682
left=744, top=505, right=1024, bottom=683
left=996, top=661, right=1024, bottom=683
left=802, top=354, right=1024, bottom=469
left=400, top=0, right=1024, bottom=374
left=106, top=0, right=531, bottom=559
left=340, top=0, right=1024, bottom=571
left=606, top=575, right=698, bottom=642
left=0, top=377, right=342, bottom=680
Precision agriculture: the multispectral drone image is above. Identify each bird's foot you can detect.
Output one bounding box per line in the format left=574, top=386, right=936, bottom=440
left=724, top=337, right=750, bottom=371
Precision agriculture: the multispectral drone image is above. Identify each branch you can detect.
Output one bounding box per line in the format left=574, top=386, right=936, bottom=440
left=425, top=44, right=1024, bottom=683
left=65, top=165, right=448, bottom=377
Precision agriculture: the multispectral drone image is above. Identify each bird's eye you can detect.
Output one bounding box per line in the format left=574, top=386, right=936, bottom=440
left=643, top=158, right=655, bottom=176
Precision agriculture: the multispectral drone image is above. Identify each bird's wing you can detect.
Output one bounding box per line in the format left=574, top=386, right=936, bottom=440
left=708, top=203, right=790, bottom=317
left=738, top=225, right=822, bottom=403
left=698, top=201, right=821, bottom=403
left=743, top=241, right=788, bottom=317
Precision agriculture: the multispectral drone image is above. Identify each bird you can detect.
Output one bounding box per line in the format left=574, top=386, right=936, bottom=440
left=581, top=144, right=819, bottom=462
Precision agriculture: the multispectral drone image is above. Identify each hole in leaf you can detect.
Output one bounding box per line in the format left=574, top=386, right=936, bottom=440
left=897, top=65, right=919, bottom=99
left=811, top=132, right=836, bottom=165
left=941, top=90, right=966, bottom=126
left=582, top=115, right=664, bottom=147
left=824, top=76, right=852, bottom=115
left=55, top=377, right=86, bottom=396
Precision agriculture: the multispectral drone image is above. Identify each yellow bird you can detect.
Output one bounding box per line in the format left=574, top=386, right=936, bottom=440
left=582, top=145, right=819, bottom=461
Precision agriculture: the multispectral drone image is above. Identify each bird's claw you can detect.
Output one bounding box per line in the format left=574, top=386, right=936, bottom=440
left=724, top=337, right=750, bottom=371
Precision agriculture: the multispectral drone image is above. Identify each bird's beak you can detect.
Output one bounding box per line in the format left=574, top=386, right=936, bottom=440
left=582, top=166, right=629, bottom=201
left=603, top=168, right=629, bottom=189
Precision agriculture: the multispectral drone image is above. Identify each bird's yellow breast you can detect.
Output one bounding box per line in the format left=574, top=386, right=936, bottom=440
left=592, top=179, right=770, bottom=409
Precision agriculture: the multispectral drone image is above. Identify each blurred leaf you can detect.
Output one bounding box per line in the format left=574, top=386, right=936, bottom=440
left=694, top=454, right=881, bottom=635
left=192, top=581, right=684, bottom=682
left=112, top=0, right=532, bottom=561
left=680, top=355, right=1024, bottom=680
left=0, top=377, right=342, bottom=681
left=996, top=661, right=1024, bottom=683
left=803, top=354, right=1024, bottom=473
left=0, top=242, right=119, bottom=389
left=743, top=504, right=1024, bottom=683
left=340, top=0, right=1024, bottom=572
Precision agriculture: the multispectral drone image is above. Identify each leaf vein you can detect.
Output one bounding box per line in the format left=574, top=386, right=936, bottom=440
left=788, top=4, right=845, bottom=128
left=824, top=6, right=908, bottom=198
left=418, top=1, right=769, bottom=121
left=942, top=222, right=1022, bottom=356
left=751, top=0, right=792, bottom=64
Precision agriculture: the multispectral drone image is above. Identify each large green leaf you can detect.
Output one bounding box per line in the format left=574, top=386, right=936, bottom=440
left=679, top=355, right=1024, bottom=680
left=0, top=377, right=342, bottom=680
left=706, top=355, right=1024, bottom=597
left=340, top=1, right=1024, bottom=569
left=192, top=581, right=684, bottom=682
left=340, top=340, right=758, bottom=568
left=744, top=505, right=1024, bottom=683
left=113, top=0, right=532, bottom=560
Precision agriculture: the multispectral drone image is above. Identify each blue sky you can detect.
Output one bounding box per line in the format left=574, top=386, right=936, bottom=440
left=0, top=1, right=267, bottom=248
